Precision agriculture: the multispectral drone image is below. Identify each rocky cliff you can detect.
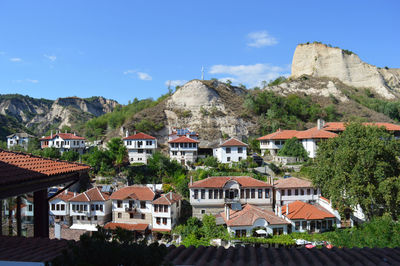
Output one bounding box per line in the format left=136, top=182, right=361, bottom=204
left=291, top=43, right=400, bottom=99
left=0, top=94, right=118, bottom=136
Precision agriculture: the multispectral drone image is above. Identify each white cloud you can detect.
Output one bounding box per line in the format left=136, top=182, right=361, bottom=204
left=247, top=31, right=278, bottom=48
left=165, top=80, right=187, bottom=87
left=123, top=69, right=136, bottom=75
left=27, top=79, right=39, bottom=83
left=44, top=54, right=57, bottom=62
left=137, top=72, right=152, bottom=81
left=10, top=57, right=22, bottom=62
left=209, top=63, right=289, bottom=87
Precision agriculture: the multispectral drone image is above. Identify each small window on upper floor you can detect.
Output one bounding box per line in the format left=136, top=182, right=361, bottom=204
left=226, top=147, right=231, bottom=154
left=238, top=147, right=243, bottom=153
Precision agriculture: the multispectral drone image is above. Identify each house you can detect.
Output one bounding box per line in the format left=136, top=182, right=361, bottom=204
left=109, top=186, right=155, bottom=227
left=151, top=192, right=182, bottom=233
left=7, top=133, right=35, bottom=150
left=295, top=126, right=338, bottom=158
left=22, top=196, right=34, bottom=223
left=213, top=138, right=247, bottom=163
left=69, top=187, right=112, bottom=230
left=123, top=131, right=157, bottom=164
left=39, top=131, right=86, bottom=154
left=220, top=204, right=289, bottom=237
left=279, top=201, right=338, bottom=233
left=168, top=136, right=199, bottom=166
left=168, top=128, right=198, bottom=141
left=189, top=176, right=273, bottom=219
left=257, top=130, right=299, bottom=156
left=49, top=190, right=75, bottom=225
left=322, top=121, right=400, bottom=137
left=274, top=177, right=320, bottom=205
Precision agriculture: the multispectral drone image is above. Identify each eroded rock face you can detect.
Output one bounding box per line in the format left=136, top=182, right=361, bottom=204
left=291, top=43, right=400, bottom=99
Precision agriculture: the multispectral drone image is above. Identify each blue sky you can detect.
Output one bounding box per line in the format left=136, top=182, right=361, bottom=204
left=0, top=0, right=399, bottom=104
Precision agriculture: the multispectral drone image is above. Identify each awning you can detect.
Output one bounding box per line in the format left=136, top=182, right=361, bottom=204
left=256, top=229, right=267, bottom=235
left=70, top=224, right=98, bottom=231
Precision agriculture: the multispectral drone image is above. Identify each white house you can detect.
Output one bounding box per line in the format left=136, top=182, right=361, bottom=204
left=213, top=138, right=247, bottom=163
left=109, top=186, right=155, bottom=227
left=189, top=176, right=273, bottom=219
left=168, top=136, right=199, bottom=166
left=257, top=130, right=299, bottom=156
left=40, top=131, right=86, bottom=154
left=168, top=128, right=198, bottom=141
left=7, top=133, right=35, bottom=150
left=69, top=187, right=112, bottom=230
left=49, top=190, right=75, bottom=225
left=123, top=132, right=157, bottom=164
left=274, top=177, right=320, bottom=206
left=22, top=196, right=34, bottom=223
left=279, top=201, right=339, bottom=233
left=151, top=192, right=182, bottom=233
left=221, top=204, right=289, bottom=237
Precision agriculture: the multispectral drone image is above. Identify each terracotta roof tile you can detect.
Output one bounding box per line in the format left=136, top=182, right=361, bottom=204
left=221, top=204, right=289, bottom=227
left=152, top=192, right=182, bottom=205
left=103, top=222, right=148, bottom=231
left=274, top=177, right=313, bottom=189
left=123, top=132, right=156, bottom=140
left=40, top=133, right=85, bottom=141
left=69, top=187, right=109, bottom=202
left=109, top=186, right=155, bottom=201
left=257, top=130, right=299, bottom=140
left=219, top=138, right=247, bottom=147
left=0, top=149, right=90, bottom=186
left=295, top=127, right=337, bottom=139
left=323, top=122, right=400, bottom=132
left=168, top=136, right=199, bottom=143
left=52, top=190, right=76, bottom=202
left=152, top=228, right=171, bottom=232
left=189, top=176, right=271, bottom=188
left=282, top=201, right=335, bottom=220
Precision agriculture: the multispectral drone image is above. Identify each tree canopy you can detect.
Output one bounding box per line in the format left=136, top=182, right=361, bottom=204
left=310, top=123, right=400, bottom=219
left=277, top=137, right=308, bottom=159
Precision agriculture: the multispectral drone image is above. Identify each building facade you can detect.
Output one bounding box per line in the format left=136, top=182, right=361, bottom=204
left=39, top=132, right=86, bottom=154
left=49, top=190, right=75, bottom=225
left=123, top=132, right=157, bottom=164
left=213, top=138, right=247, bottom=163
left=168, top=136, right=199, bottom=166
left=7, top=133, right=35, bottom=150
left=189, top=176, right=273, bottom=219
left=151, top=192, right=182, bottom=233
left=274, top=177, right=320, bottom=206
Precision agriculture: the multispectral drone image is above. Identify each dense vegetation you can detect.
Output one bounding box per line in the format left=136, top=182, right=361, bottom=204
left=310, top=123, right=400, bottom=219
left=277, top=137, right=308, bottom=159
left=244, top=91, right=340, bottom=134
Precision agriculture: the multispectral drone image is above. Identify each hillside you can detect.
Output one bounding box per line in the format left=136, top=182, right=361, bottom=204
left=0, top=94, right=118, bottom=139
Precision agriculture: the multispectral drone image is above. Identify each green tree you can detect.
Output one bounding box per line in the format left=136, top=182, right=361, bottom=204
left=41, top=147, right=61, bottom=159
left=107, top=137, right=128, bottom=170
left=60, top=150, right=80, bottom=162
left=277, top=137, right=308, bottom=159
left=310, top=123, right=400, bottom=219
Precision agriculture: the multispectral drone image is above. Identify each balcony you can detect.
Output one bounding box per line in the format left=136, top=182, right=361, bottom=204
left=224, top=197, right=240, bottom=203
left=125, top=207, right=137, bottom=213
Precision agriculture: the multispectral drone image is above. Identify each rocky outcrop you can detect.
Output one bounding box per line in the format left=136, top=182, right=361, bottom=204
left=291, top=43, right=400, bottom=99
left=0, top=95, right=118, bottom=134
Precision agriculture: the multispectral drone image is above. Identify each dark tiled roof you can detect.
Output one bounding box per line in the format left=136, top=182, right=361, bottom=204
left=0, top=236, right=72, bottom=262
left=164, top=246, right=400, bottom=266
left=0, top=149, right=90, bottom=186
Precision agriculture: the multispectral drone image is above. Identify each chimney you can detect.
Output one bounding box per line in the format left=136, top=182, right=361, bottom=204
left=286, top=203, right=289, bottom=215
left=65, top=129, right=67, bottom=133
left=126, top=130, right=129, bottom=138
left=274, top=204, right=278, bottom=215
left=51, top=130, right=53, bottom=138
left=134, top=130, right=137, bottom=135
left=317, top=119, right=325, bottom=130
left=225, top=204, right=230, bottom=220
left=170, top=192, right=173, bottom=200
left=74, top=192, right=76, bottom=197
left=64, top=189, right=68, bottom=195
left=278, top=205, right=282, bottom=217
left=190, top=176, right=193, bottom=186
left=74, top=132, right=76, bottom=136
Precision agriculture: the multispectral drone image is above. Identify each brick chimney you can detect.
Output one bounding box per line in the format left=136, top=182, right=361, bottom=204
left=317, top=119, right=325, bottom=130
left=286, top=203, right=289, bottom=215
left=225, top=204, right=230, bottom=220
left=126, top=130, right=129, bottom=138
left=51, top=130, right=53, bottom=138
left=190, top=176, right=193, bottom=186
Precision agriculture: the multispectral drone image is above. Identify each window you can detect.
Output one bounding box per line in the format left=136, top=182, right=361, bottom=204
left=302, top=221, right=307, bottom=230
left=201, top=210, right=206, bottom=214
left=209, top=189, right=213, bottom=199
left=61, top=204, right=65, bottom=211
left=307, top=189, right=311, bottom=195
left=164, top=205, right=168, bottom=212
left=77, top=216, right=80, bottom=220
left=96, top=205, right=99, bottom=211
left=288, top=189, right=292, bottom=196
left=238, top=147, right=243, bottom=153
left=226, top=148, right=231, bottom=154
left=163, top=218, right=167, bottom=225
left=140, top=201, right=146, bottom=209
left=313, top=188, right=318, bottom=195
left=281, top=189, right=285, bottom=196
left=118, top=213, right=122, bottom=218
left=172, top=151, right=178, bottom=156
left=265, top=189, right=270, bottom=198
left=88, top=217, right=91, bottom=221
left=300, top=189, right=304, bottom=196
left=327, top=220, right=333, bottom=229
left=91, top=205, right=95, bottom=211
left=219, top=189, right=223, bottom=199
left=201, top=189, right=205, bottom=199
left=94, top=216, right=97, bottom=221
left=72, top=205, right=76, bottom=211
left=141, top=214, right=145, bottom=219
left=240, top=189, right=244, bottom=199
left=156, top=217, right=161, bottom=225
left=81, top=216, right=85, bottom=220
left=130, top=213, right=134, bottom=219
left=273, top=228, right=283, bottom=235
left=154, top=205, right=158, bottom=212
left=295, top=189, right=299, bottom=196
left=295, top=222, right=300, bottom=230
left=51, top=204, right=55, bottom=210
left=258, top=189, right=262, bottom=199
left=56, top=204, right=60, bottom=211
left=117, top=200, right=122, bottom=208
left=194, top=189, right=198, bottom=199
left=146, top=149, right=152, bottom=154
left=227, top=157, right=231, bottom=162
left=84, top=205, right=87, bottom=211
left=146, top=141, right=152, bottom=145
left=251, top=189, right=255, bottom=199
left=100, top=205, right=103, bottom=212
left=138, top=149, right=143, bottom=153
left=181, top=151, right=185, bottom=156
left=245, top=189, right=250, bottom=199
left=238, top=157, right=242, bottom=161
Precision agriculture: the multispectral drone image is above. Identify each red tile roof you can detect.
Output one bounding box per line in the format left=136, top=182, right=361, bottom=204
left=219, top=138, right=247, bottom=147
left=109, top=186, right=155, bottom=201
left=104, top=222, right=148, bottom=231
left=152, top=192, right=182, bottom=205
left=282, top=201, right=335, bottom=220
left=274, top=177, right=313, bottom=189
left=152, top=228, right=171, bottom=232
left=295, top=127, right=337, bottom=139
left=0, top=149, right=90, bottom=186
left=0, top=236, right=72, bottom=262
left=323, top=122, right=400, bottom=132
left=39, top=133, right=85, bottom=141
left=189, top=176, right=271, bottom=188
left=168, top=136, right=199, bottom=143
left=69, top=187, right=109, bottom=202
left=123, top=132, right=156, bottom=140
left=52, top=190, right=76, bottom=202
left=221, top=204, right=289, bottom=227
left=257, top=130, right=299, bottom=140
